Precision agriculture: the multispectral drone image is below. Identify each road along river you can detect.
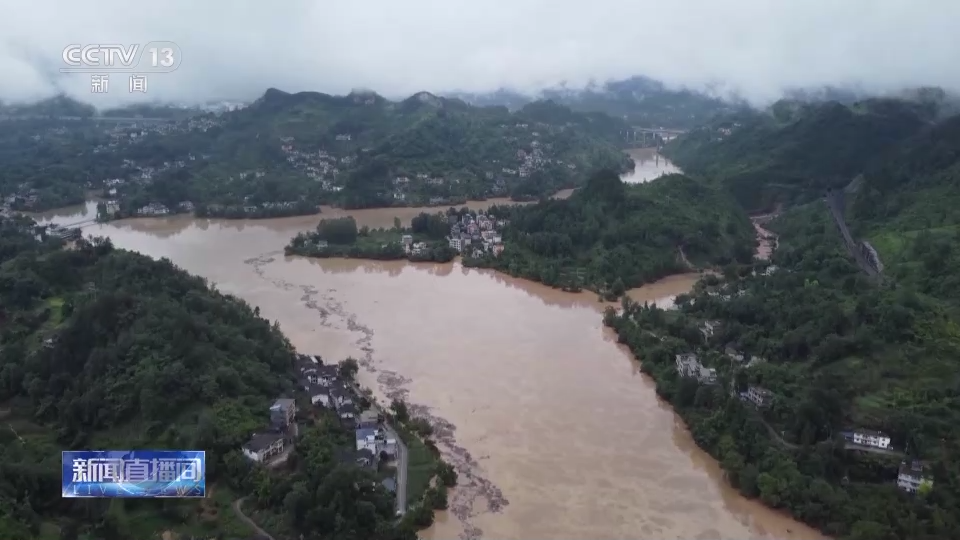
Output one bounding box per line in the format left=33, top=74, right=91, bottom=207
left=33, top=197, right=824, bottom=540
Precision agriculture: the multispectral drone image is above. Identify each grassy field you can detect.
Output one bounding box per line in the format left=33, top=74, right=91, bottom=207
left=395, top=424, right=439, bottom=505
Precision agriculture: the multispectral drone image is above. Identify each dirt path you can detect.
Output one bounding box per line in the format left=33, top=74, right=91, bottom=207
left=232, top=497, right=274, bottom=540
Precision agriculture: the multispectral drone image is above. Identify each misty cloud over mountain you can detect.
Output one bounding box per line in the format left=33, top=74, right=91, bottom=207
left=1, top=0, right=957, bottom=107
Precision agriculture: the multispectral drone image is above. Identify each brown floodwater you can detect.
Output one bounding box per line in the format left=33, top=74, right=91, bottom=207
left=32, top=199, right=825, bottom=540
left=622, top=148, right=681, bottom=184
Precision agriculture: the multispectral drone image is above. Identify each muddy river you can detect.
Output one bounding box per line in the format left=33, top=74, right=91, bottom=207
left=32, top=195, right=823, bottom=540
left=621, top=148, right=681, bottom=184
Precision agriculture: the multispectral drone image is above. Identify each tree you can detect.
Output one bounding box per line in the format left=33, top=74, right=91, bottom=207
left=339, top=357, right=360, bottom=380
left=390, top=399, right=409, bottom=423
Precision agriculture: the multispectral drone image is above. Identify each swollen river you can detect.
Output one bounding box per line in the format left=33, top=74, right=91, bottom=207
left=32, top=192, right=823, bottom=539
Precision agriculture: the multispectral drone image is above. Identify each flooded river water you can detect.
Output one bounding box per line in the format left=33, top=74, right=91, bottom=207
left=621, top=148, right=681, bottom=183
left=32, top=190, right=823, bottom=539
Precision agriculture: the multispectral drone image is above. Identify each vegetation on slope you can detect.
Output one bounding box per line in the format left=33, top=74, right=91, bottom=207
left=1, top=91, right=634, bottom=213
left=0, top=216, right=409, bottom=540
left=450, top=76, right=743, bottom=129
left=603, top=109, right=960, bottom=540
left=848, top=113, right=960, bottom=306
left=467, top=169, right=755, bottom=298
left=605, top=206, right=960, bottom=540
left=662, top=96, right=945, bottom=212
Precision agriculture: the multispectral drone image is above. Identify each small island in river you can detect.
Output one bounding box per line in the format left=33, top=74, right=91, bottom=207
left=285, top=209, right=507, bottom=263
left=286, top=169, right=757, bottom=299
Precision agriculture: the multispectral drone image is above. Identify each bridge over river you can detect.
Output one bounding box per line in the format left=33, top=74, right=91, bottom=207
left=622, top=127, right=687, bottom=148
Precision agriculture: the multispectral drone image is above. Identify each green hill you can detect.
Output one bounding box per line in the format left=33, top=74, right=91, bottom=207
left=662, top=97, right=942, bottom=212
left=0, top=217, right=409, bottom=540
left=116, top=89, right=633, bottom=210
left=468, top=169, right=755, bottom=298
left=604, top=110, right=960, bottom=540
left=848, top=113, right=960, bottom=307
left=449, top=76, right=743, bottom=129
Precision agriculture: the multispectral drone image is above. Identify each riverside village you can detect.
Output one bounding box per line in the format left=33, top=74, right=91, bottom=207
left=239, top=354, right=406, bottom=514
left=674, top=321, right=934, bottom=496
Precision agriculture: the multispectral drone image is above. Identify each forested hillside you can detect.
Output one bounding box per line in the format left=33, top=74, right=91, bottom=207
left=468, top=169, right=755, bottom=298
left=849, top=113, right=960, bottom=305
left=662, top=97, right=943, bottom=212
left=450, top=75, right=743, bottom=129
left=0, top=217, right=408, bottom=540
left=605, top=205, right=960, bottom=540
left=603, top=109, right=960, bottom=540
left=1, top=91, right=633, bottom=213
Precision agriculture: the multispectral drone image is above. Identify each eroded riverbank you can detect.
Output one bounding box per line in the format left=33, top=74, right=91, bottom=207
left=32, top=201, right=825, bottom=540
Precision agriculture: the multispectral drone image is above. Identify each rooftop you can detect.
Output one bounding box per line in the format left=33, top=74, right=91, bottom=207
left=899, top=460, right=926, bottom=476
left=382, top=477, right=397, bottom=493
left=307, top=384, right=328, bottom=396
left=271, top=398, right=296, bottom=410
left=243, top=432, right=283, bottom=452
left=853, top=428, right=890, bottom=437
left=356, top=427, right=378, bottom=440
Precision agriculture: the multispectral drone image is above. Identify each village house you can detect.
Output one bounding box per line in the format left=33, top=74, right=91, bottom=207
left=338, top=402, right=357, bottom=421
left=844, top=429, right=892, bottom=449
left=724, top=345, right=745, bottom=363
left=897, top=460, right=933, bottom=494
left=699, top=320, right=720, bottom=339
left=330, top=384, right=354, bottom=409
left=355, top=427, right=382, bottom=452
left=242, top=432, right=285, bottom=463
left=136, top=202, right=169, bottom=216
left=675, top=353, right=717, bottom=384
left=741, top=386, right=773, bottom=408
left=315, top=364, right=339, bottom=385
left=308, top=384, right=330, bottom=407
left=269, top=398, right=297, bottom=430
left=358, top=409, right=380, bottom=429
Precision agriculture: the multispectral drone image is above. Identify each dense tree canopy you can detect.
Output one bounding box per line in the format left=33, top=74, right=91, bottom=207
left=663, top=96, right=945, bottom=212
left=1, top=91, right=635, bottom=213
left=0, top=216, right=413, bottom=539
left=468, top=169, right=755, bottom=298
left=605, top=107, right=960, bottom=540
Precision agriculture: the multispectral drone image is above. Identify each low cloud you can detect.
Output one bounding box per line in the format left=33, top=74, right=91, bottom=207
left=1, top=0, right=957, bottom=107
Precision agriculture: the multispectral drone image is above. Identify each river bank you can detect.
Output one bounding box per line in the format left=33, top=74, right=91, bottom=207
left=30, top=199, right=824, bottom=540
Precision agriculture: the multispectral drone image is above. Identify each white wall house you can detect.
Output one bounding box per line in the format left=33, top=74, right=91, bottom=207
left=241, top=433, right=284, bottom=463
left=852, top=430, right=891, bottom=449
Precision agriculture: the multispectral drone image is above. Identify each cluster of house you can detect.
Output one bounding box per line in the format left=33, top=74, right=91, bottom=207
left=3, top=186, right=40, bottom=210
left=240, top=354, right=401, bottom=484
left=241, top=397, right=297, bottom=463
left=675, top=353, right=718, bottom=385
left=95, top=116, right=223, bottom=153
left=444, top=211, right=506, bottom=258
left=838, top=430, right=936, bottom=493
left=279, top=140, right=344, bottom=190
left=295, top=355, right=400, bottom=473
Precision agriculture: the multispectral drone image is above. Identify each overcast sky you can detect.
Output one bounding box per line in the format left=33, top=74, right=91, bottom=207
left=1, top=0, right=957, bottom=108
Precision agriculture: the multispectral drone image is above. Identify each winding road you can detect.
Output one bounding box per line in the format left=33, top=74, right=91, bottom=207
left=232, top=496, right=274, bottom=540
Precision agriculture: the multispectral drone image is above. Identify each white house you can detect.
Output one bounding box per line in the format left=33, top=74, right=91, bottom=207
left=897, top=460, right=933, bottom=494
left=310, top=386, right=330, bottom=407
left=355, top=427, right=379, bottom=452
left=851, top=429, right=891, bottom=449
left=241, top=433, right=284, bottom=463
